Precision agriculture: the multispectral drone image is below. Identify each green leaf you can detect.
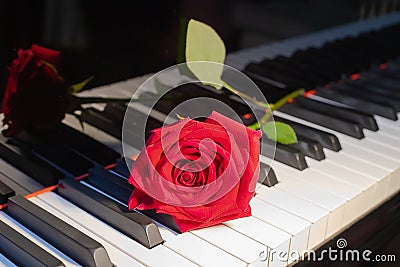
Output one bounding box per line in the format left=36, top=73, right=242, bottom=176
left=262, top=121, right=298, bottom=145
left=185, top=19, right=226, bottom=89
left=70, top=76, right=94, bottom=94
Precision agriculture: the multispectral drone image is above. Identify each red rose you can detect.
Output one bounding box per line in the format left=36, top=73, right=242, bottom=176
left=1, top=44, right=68, bottom=137
left=128, top=111, right=261, bottom=232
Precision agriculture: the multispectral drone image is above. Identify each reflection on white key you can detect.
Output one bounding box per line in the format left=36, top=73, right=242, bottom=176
left=35, top=192, right=197, bottom=267
left=255, top=186, right=329, bottom=249
left=0, top=211, right=79, bottom=267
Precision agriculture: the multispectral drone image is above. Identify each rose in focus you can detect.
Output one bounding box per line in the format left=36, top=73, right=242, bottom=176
left=128, top=111, right=261, bottom=232
left=1, top=45, right=68, bottom=137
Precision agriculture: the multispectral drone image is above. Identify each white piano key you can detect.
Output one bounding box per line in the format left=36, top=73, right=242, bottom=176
left=0, top=254, right=16, bottom=267
left=35, top=192, right=198, bottom=267
left=378, top=123, right=400, bottom=140
left=224, top=216, right=291, bottom=267
left=269, top=161, right=368, bottom=228
left=263, top=145, right=378, bottom=214
left=190, top=224, right=266, bottom=264
left=255, top=186, right=329, bottom=249
left=375, top=114, right=400, bottom=129
left=364, top=130, right=400, bottom=153
left=250, top=198, right=310, bottom=264
left=337, top=139, right=400, bottom=168
left=0, top=211, right=80, bottom=267
left=322, top=150, right=391, bottom=203
left=275, top=178, right=346, bottom=238
left=159, top=228, right=247, bottom=267
left=273, top=111, right=400, bottom=204
left=272, top=111, right=397, bottom=177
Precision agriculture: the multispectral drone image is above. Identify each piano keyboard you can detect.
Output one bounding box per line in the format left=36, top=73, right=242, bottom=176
left=1, top=12, right=400, bottom=267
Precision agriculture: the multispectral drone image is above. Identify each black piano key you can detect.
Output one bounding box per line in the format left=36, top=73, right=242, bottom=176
left=294, top=96, right=379, bottom=131
left=13, top=132, right=94, bottom=177
left=115, top=157, right=134, bottom=178
left=243, top=78, right=293, bottom=103
left=102, top=102, right=126, bottom=123
left=330, top=83, right=400, bottom=112
left=362, top=71, right=400, bottom=90
left=320, top=43, right=369, bottom=71
left=258, top=162, right=278, bottom=187
left=361, top=67, right=400, bottom=91
left=345, top=79, right=400, bottom=99
left=262, top=124, right=325, bottom=160
left=57, top=178, right=163, bottom=249
left=87, top=166, right=132, bottom=203
left=27, top=124, right=120, bottom=167
left=102, top=102, right=164, bottom=141
left=0, top=178, right=15, bottom=204
left=7, top=195, right=113, bottom=267
left=0, top=159, right=43, bottom=195
left=0, top=220, right=65, bottom=267
left=274, top=115, right=341, bottom=152
left=81, top=108, right=145, bottom=149
left=274, top=55, right=333, bottom=82
left=245, top=63, right=310, bottom=89
left=80, top=172, right=182, bottom=233
left=0, top=137, right=64, bottom=187
left=276, top=55, right=339, bottom=82
left=261, top=139, right=308, bottom=170
left=291, top=50, right=344, bottom=77
left=305, top=47, right=359, bottom=74
left=372, top=65, right=400, bottom=81
left=140, top=209, right=181, bottom=233
left=150, top=83, right=260, bottom=126
left=259, top=59, right=324, bottom=87
left=81, top=108, right=122, bottom=139
left=314, top=88, right=397, bottom=120
left=279, top=104, right=364, bottom=139
left=287, top=135, right=325, bottom=161
left=0, top=172, right=30, bottom=197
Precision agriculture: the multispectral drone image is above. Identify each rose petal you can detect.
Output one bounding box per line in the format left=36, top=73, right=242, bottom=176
left=31, top=44, right=61, bottom=67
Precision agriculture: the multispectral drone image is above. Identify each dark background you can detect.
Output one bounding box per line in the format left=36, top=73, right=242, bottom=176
left=1, top=0, right=396, bottom=95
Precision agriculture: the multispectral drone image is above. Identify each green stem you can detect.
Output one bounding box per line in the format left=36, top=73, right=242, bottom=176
left=272, top=88, right=305, bottom=110
left=247, top=88, right=305, bottom=130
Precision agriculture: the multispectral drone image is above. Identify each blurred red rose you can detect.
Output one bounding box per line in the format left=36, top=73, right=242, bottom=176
left=128, top=111, right=261, bottom=232
left=1, top=44, right=68, bottom=137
